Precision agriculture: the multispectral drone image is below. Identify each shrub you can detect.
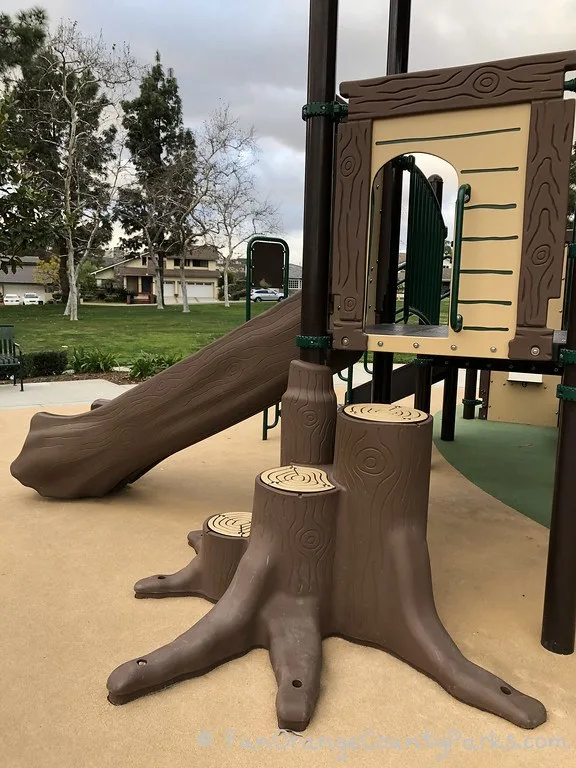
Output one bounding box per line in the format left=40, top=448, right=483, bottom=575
left=70, top=348, right=118, bottom=373
left=218, top=283, right=246, bottom=301
left=129, top=351, right=182, bottom=380
left=1, top=350, right=68, bottom=379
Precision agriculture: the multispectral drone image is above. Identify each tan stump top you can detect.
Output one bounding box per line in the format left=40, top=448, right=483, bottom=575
left=343, top=403, right=428, bottom=423
left=260, top=465, right=336, bottom=493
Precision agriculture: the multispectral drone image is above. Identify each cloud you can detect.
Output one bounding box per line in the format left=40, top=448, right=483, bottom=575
left=5, top=0, right=576, bottom=262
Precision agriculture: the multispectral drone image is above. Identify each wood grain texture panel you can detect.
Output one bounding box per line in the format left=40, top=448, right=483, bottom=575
left=331, top=410, right=434, bottom=642
left=341, top=51, right=576, bottom=121
left=509, top=99, right=575, bottom=360
left=330, top=119, right=372, bottom=339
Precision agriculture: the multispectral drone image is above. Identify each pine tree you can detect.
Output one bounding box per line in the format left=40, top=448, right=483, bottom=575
left=117, top=52, right=195, bottom=309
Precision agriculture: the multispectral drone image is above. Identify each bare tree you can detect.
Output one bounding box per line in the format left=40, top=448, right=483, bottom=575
left=14, top=21, right=137, bottom=320
left=162, top=106, right=268, bottom=312
left=210, top=166, right=281, bottom=308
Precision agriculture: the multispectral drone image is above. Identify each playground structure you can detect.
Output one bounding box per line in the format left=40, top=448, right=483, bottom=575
left=9, top=0, right=576, bottom=735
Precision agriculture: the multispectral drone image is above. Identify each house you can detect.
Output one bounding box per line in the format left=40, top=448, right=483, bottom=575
left=0, top=256, right=53, bottom=302
left=288, top=264, right=302, bottom=293
left=91, top=245, right=221, bottom=304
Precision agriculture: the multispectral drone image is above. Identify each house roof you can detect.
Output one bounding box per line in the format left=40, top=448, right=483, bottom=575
left=91, top=259, right=133, bottom=275
left=0, top=264, right=40, bottom=285
left=117, top=267, right=219, bottom=280
left=289, top=264, right=303, bottom=279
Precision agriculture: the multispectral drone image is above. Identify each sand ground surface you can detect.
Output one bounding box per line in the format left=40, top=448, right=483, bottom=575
left=1, top=389, right=575, bottom=768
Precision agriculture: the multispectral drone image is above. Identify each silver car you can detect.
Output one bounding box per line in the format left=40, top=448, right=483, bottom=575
left=251, top=288, right=284, bottom=302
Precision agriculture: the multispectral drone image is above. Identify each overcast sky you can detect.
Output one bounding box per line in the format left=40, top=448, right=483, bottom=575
left=6, top=0, right=576, bottom=260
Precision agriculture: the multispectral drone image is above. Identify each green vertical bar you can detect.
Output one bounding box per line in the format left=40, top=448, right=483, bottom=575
left=245, top=240, right=253, bottom=323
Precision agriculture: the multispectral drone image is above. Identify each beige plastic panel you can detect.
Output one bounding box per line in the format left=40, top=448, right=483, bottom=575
left=486, top=371, right=559, bottom=427
left=366, top=103, right=531, bottom=359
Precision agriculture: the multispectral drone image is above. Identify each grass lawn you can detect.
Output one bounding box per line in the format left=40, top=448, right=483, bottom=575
left=0, top=302, right=271, bottom=365
left=0, top=297, right=451, bottom=367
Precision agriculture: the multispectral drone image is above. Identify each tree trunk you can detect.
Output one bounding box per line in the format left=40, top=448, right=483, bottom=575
left=65, top=252, right=78, bottom=321
left=180, top=262, right=189, bottom=313
left=223, top=267, right=230, bottom=308
left=58, top=249, right=70, bottom=304
left=105, top=365, right=547, bottom=732
left=157, top=254, right=165, bottom=309
left=11, top=293, right=359, bottom=499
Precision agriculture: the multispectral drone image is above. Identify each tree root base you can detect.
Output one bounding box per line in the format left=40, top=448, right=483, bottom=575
left=107, top=368, right=547, bottom=732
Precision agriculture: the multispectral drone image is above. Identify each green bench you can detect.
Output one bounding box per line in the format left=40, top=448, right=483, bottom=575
left=0, top=325, right=24, bottom=391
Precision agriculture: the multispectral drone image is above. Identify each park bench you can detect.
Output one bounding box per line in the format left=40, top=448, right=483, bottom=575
left=0, top=325, right=24, bottom=391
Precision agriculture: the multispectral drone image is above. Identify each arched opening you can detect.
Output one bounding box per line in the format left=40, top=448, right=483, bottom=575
left=367, top=153, right=459, bottom=339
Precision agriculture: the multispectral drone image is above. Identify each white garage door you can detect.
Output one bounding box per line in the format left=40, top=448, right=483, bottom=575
left=163, top=281, right=175, bottom=299
left=186, top=282, right=213, bottom=298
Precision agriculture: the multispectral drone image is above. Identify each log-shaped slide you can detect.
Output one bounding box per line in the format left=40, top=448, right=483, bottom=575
left=10, top=294, right=359, bottom=499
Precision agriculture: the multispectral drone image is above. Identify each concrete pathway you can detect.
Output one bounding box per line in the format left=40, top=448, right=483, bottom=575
left=0, top=379, right=134, bottom=409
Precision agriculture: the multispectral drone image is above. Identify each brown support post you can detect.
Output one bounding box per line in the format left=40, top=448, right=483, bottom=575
left=440, top=366, right=458, bottom=441
left=462, top=369, right=478, bottom=420
left=541, top=256, right=576, bottom=654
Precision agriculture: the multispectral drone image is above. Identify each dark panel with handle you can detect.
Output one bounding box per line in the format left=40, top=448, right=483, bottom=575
left=330, top=119, right=372, bottom=349
left=509, top=99, right=575, bottom=360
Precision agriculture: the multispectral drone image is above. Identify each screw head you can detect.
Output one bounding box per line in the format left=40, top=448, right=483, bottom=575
left=342, top=337, right=349, bottom=346
left=450, top=344, right=457, bottom=351
left=530, top=346, right=540, bottom=357
left=413, top=342, right=420, bottom=349
left=377, top=341, right=384, bottom=347
left=490, top=346, right=497, bottom=353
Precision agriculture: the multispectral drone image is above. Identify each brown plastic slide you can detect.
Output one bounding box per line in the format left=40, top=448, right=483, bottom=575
left=10, top=293, right=359, bottom=499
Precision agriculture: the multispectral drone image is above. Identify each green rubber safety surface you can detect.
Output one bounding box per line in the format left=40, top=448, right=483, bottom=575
left=433, top=408, right=557, bottom=528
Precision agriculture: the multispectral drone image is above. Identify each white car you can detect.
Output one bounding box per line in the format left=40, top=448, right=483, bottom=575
left=2, top=294, right=21, bottom=306
left=22, top=292, right=43, bottom=306
left=250, top=288, right=284, bottom=302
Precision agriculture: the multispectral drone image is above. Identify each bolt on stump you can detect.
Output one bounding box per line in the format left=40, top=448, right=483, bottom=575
left=107, top=363, right=546, bottom=731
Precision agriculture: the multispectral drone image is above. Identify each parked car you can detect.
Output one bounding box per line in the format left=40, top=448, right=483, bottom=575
left=22, top=292, right=43, bottom=306
left=2, top=294, right=21, bottom=306
left=250, top=288, right=284, bottom=302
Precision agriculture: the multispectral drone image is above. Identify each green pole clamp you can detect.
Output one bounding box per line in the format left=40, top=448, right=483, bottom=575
left=296, top=335, right=332, bottom=349
left=557, top=384, right=576, bottom=401
left=462, top=398, right=483, bottom=406
left=565, top=78, right=576, bottom=93
left=559, top=348, right=576, bottom=364
left=302, top=101, right=348, bottom=122
left=568, top=243, right=576, bottom=260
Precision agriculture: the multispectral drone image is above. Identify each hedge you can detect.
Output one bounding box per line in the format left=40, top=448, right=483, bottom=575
left=0, top=350, right=69, bottom=379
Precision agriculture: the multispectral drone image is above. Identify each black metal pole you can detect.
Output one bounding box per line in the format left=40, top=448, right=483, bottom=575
left=440, top=367, right=458, bottom=441
left=371, top=0, right=411, bottom=402
left=414, top=359, right=432, bottom=412
left=428, top=174, right=444, bottom=208
left=542, top=252, right=576, bottom=654
left=299, top=0, right=339, bottom=365
left=413, top=173, right=444, bottom=412
left=462, top=369, right=478, bottom=419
